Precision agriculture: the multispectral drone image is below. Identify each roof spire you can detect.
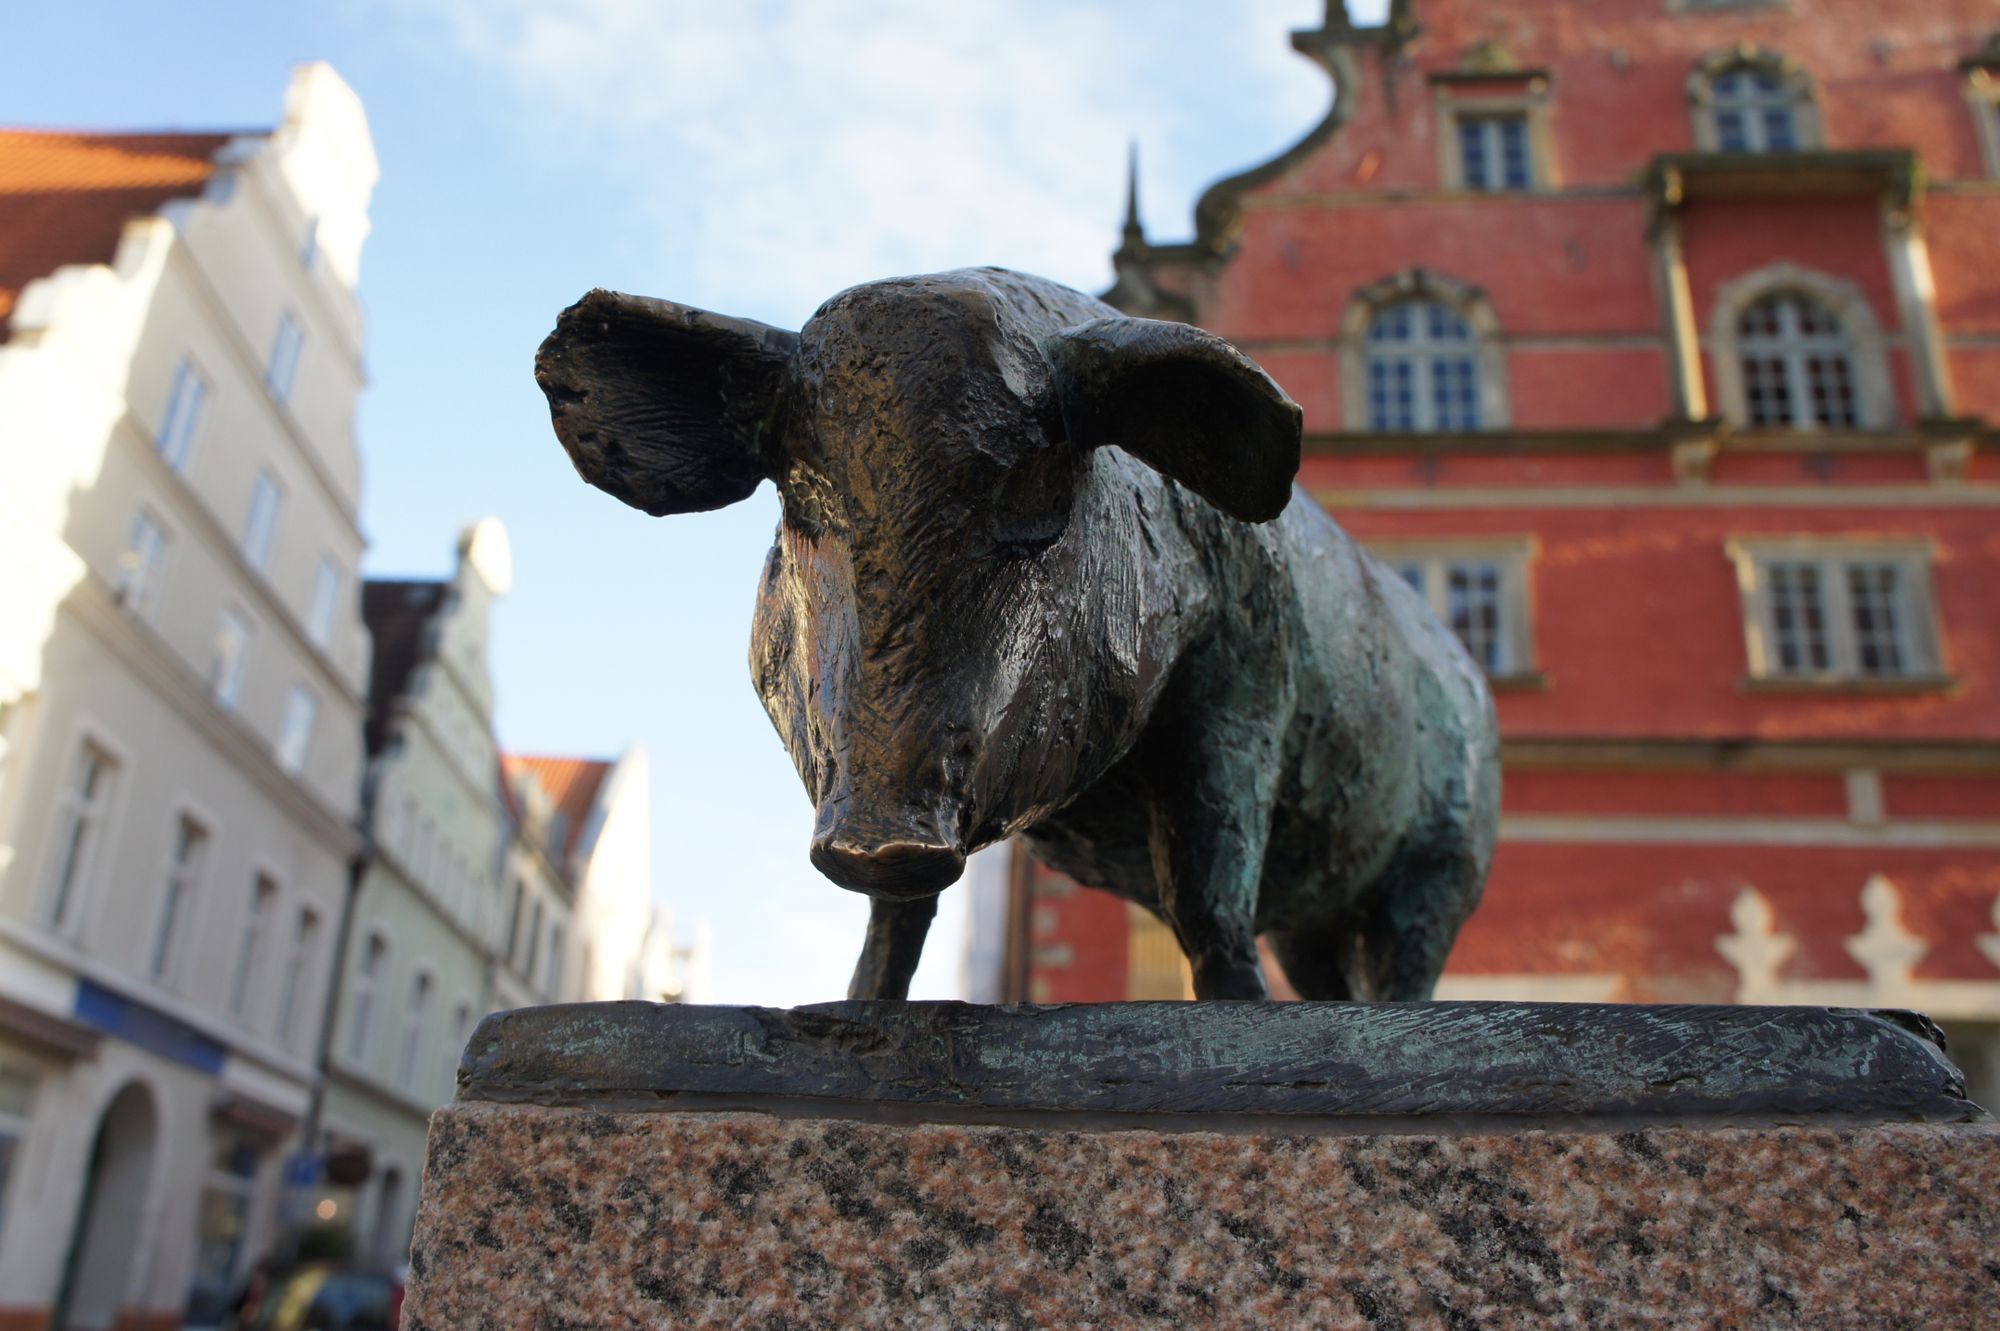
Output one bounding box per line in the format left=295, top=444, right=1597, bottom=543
left=1121, top=140, right=1146, bottom=250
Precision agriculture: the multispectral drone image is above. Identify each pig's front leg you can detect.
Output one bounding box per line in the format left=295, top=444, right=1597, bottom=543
left=846, top=895, right=938, bottom=1000
left=1144, top=711, right=1275, bottom=1001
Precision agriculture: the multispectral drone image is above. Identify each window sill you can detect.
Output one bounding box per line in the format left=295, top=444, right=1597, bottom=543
left=1487, top=671, right=1549, bottom=693
left=1740, top=674, right=1957, bottom=695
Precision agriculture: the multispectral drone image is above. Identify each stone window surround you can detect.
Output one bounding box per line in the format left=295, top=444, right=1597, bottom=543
left=1687, top=44, right=1822, bottom=153
left=1432, top=78, right=1558, bottom=193
left=1704, top=263, right=1895, bottom=431
left=1363, top=535, right=1541, bottom=687
left=1967, top=67, right=2000, bottom=180
left=1724, top=535, right=1949, bottom=688
left=1340, top=269, right=1512, bottom=433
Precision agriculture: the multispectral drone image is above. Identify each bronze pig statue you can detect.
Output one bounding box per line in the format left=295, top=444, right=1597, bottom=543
left=537, top=268, right=1499, bottom=1001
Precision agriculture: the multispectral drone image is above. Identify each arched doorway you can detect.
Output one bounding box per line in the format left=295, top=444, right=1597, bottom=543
left=56, top=1081, right=159, bottom=1331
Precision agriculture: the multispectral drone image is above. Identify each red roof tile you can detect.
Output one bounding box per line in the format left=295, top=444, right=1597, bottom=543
left=0, top=129, right=244, bottom=323
left=501, top=754, right=613, bottom=862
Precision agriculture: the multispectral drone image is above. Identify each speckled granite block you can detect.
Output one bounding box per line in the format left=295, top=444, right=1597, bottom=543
left=403, top=1003, right=2000, bottom=1330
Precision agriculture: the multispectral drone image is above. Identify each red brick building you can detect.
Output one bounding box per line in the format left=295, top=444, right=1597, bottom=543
left=990, top=0, right=2000, bottom=1100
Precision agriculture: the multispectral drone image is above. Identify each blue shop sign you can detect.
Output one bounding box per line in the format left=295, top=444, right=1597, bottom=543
left=73, top=978, right=227, bottom=1075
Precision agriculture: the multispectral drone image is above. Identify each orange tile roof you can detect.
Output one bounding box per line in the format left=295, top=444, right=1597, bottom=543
left=0, top=129, right=247, bottom=324
left=501, top=753, right=613, bottom=862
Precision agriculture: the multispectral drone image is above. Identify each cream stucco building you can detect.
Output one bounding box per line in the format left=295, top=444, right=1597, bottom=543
left=0, top=65, right=377, bottom=1330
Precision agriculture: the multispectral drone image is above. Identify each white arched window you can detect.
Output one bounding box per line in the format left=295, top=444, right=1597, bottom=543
left=1343, top=270, right=1509, bottom=433
left=1365, top=302, right=1480, bottom=432
left=1709, top=264, right=1892, bottom=430
left=346, top=932, right=389, bottom=1062
left=395, top=970, right=432, bottom=1092
left=1689, top=48, right=1819, bottom=154
left=1737, top=293, right=1857, bottom=428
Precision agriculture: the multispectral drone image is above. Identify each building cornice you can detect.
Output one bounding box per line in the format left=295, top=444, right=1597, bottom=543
left=1501, top=736, right=2000, bottom=774
left=65, top=576, right=362, bottom=858
left=1644, top=148, right=1923, bottom=213
left=1303, top=422, right=1990, bottom=460
left=0, top=918, right=323, bottom=1087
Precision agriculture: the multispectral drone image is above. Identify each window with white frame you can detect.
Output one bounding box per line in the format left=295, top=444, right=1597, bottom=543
left=524, top=897, right=545, bottom=978
left=1382, top=547, right=1535, bottom=677
left=1690, top=50, right=1818, bottom=154
left=1711, top=66, right=1800, bottom=152
left=274, top=905, right=319, bottom=1047
left=1730, top=541, right=1945, bottom=682
left=115, top=508, right=170, bottom=618
left=0, top=1066, right=37, bottom=1239
left=187, top=1134, right=263, bottom=1324
left=157, top=357, right=208, bottom=471
left=395, top=970, right=432, bottom=1092
left=1458, top=114, right=1532, bottom=191
left=265, top=312, right=304, bottom=404
left=444, top=1000, right=474, bottom=1098
left=545, top=921, right=566, bottom=998
left=147, top=813, right=210, bottom=982
left=44, top=739, right=117, bottom=931
left=209, top=610, right=254, bottom=711
left=277, top=686, right=317, bottom=774
left=347, top=932, right=390, bottom=1062
left=1365, top=301, right=1482, bottom=432
left=307, top=556, right=342, bottom=647
left=227, top=874, right=278, bottom=1018
left=1737, top=292, right=1859, bottom=429
left=241, top=469, right=283, bottom=571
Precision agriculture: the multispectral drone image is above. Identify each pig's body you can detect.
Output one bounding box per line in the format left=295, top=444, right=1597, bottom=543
left=540, top=267, right=1498, bottom=1001
left=1010, top=452, right=1498, bottom=1000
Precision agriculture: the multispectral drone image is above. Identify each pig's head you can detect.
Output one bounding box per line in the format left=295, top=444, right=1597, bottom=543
left=536, top=269, right=1300, bottom=899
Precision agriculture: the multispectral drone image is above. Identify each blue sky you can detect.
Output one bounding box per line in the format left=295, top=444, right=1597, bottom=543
left=8, top=0, right=1385, bottom=1005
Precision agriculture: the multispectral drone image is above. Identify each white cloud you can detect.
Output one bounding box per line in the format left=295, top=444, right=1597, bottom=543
left=383, top=0, right=1332, bottom=324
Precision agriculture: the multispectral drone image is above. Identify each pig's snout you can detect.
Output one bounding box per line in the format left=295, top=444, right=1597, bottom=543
left=811, top=823, right=966, bottom=900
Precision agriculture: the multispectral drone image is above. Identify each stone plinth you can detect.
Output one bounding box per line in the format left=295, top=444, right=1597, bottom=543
left=403, top=1002, right=1997, bottom=1330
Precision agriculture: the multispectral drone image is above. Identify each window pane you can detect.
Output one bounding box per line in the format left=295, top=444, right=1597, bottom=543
left=242, top=470, right=283, bottom=570
left=1762, top=108, right=1797, bottom=151
left=1846, top=563, right=1908, bottom=676
left=210, top=611, right=253, bottom=710
left=278, top=687, right=317, bottom=773
left=266, top=313, right=304, bottom=404
left=1499, top=117, right=1530, bottom=189
left=1739, top=294, right=1855, bottom=430
left=1805, top=354, right=1858, bottom=427
left=158, top=359, right=207, bottom=471
left=149, top=816, right=209, bottom=980
left=47, top=743, right=114, bottom=928
left=308, top=557, right=342, bottom=647
left=1366, top=300, right=1482, bottom=434
left=1446, top=562, right=1505, bottom=673
left=1766, top=562, right=1830, bottom=673
left=1459, top=119, right=1489, bottom=190
left=228, top=876, right=277, bottom=1017
left=117, top=510, right=169, bottom=616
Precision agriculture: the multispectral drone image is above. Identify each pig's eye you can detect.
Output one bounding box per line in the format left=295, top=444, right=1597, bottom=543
left=987, top=452, right=1075, bottom=559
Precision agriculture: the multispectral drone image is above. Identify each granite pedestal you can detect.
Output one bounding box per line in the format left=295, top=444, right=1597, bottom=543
left=403, top=1002, right=1997, bottom=1329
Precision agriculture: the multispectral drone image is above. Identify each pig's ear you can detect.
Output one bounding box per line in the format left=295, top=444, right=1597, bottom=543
left=536, top=289, right=797, bottom=517
left=1041, top=316, right=1301, bottom=523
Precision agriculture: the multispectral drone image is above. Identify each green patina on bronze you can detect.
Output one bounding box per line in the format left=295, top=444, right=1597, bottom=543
left=536, top=268, right=1498, bottom=1004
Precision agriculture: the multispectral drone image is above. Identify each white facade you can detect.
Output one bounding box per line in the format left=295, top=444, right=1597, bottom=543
left=0, top=65, right=377, bottom=1328
left=323, top=518, right=531, bottom=1267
